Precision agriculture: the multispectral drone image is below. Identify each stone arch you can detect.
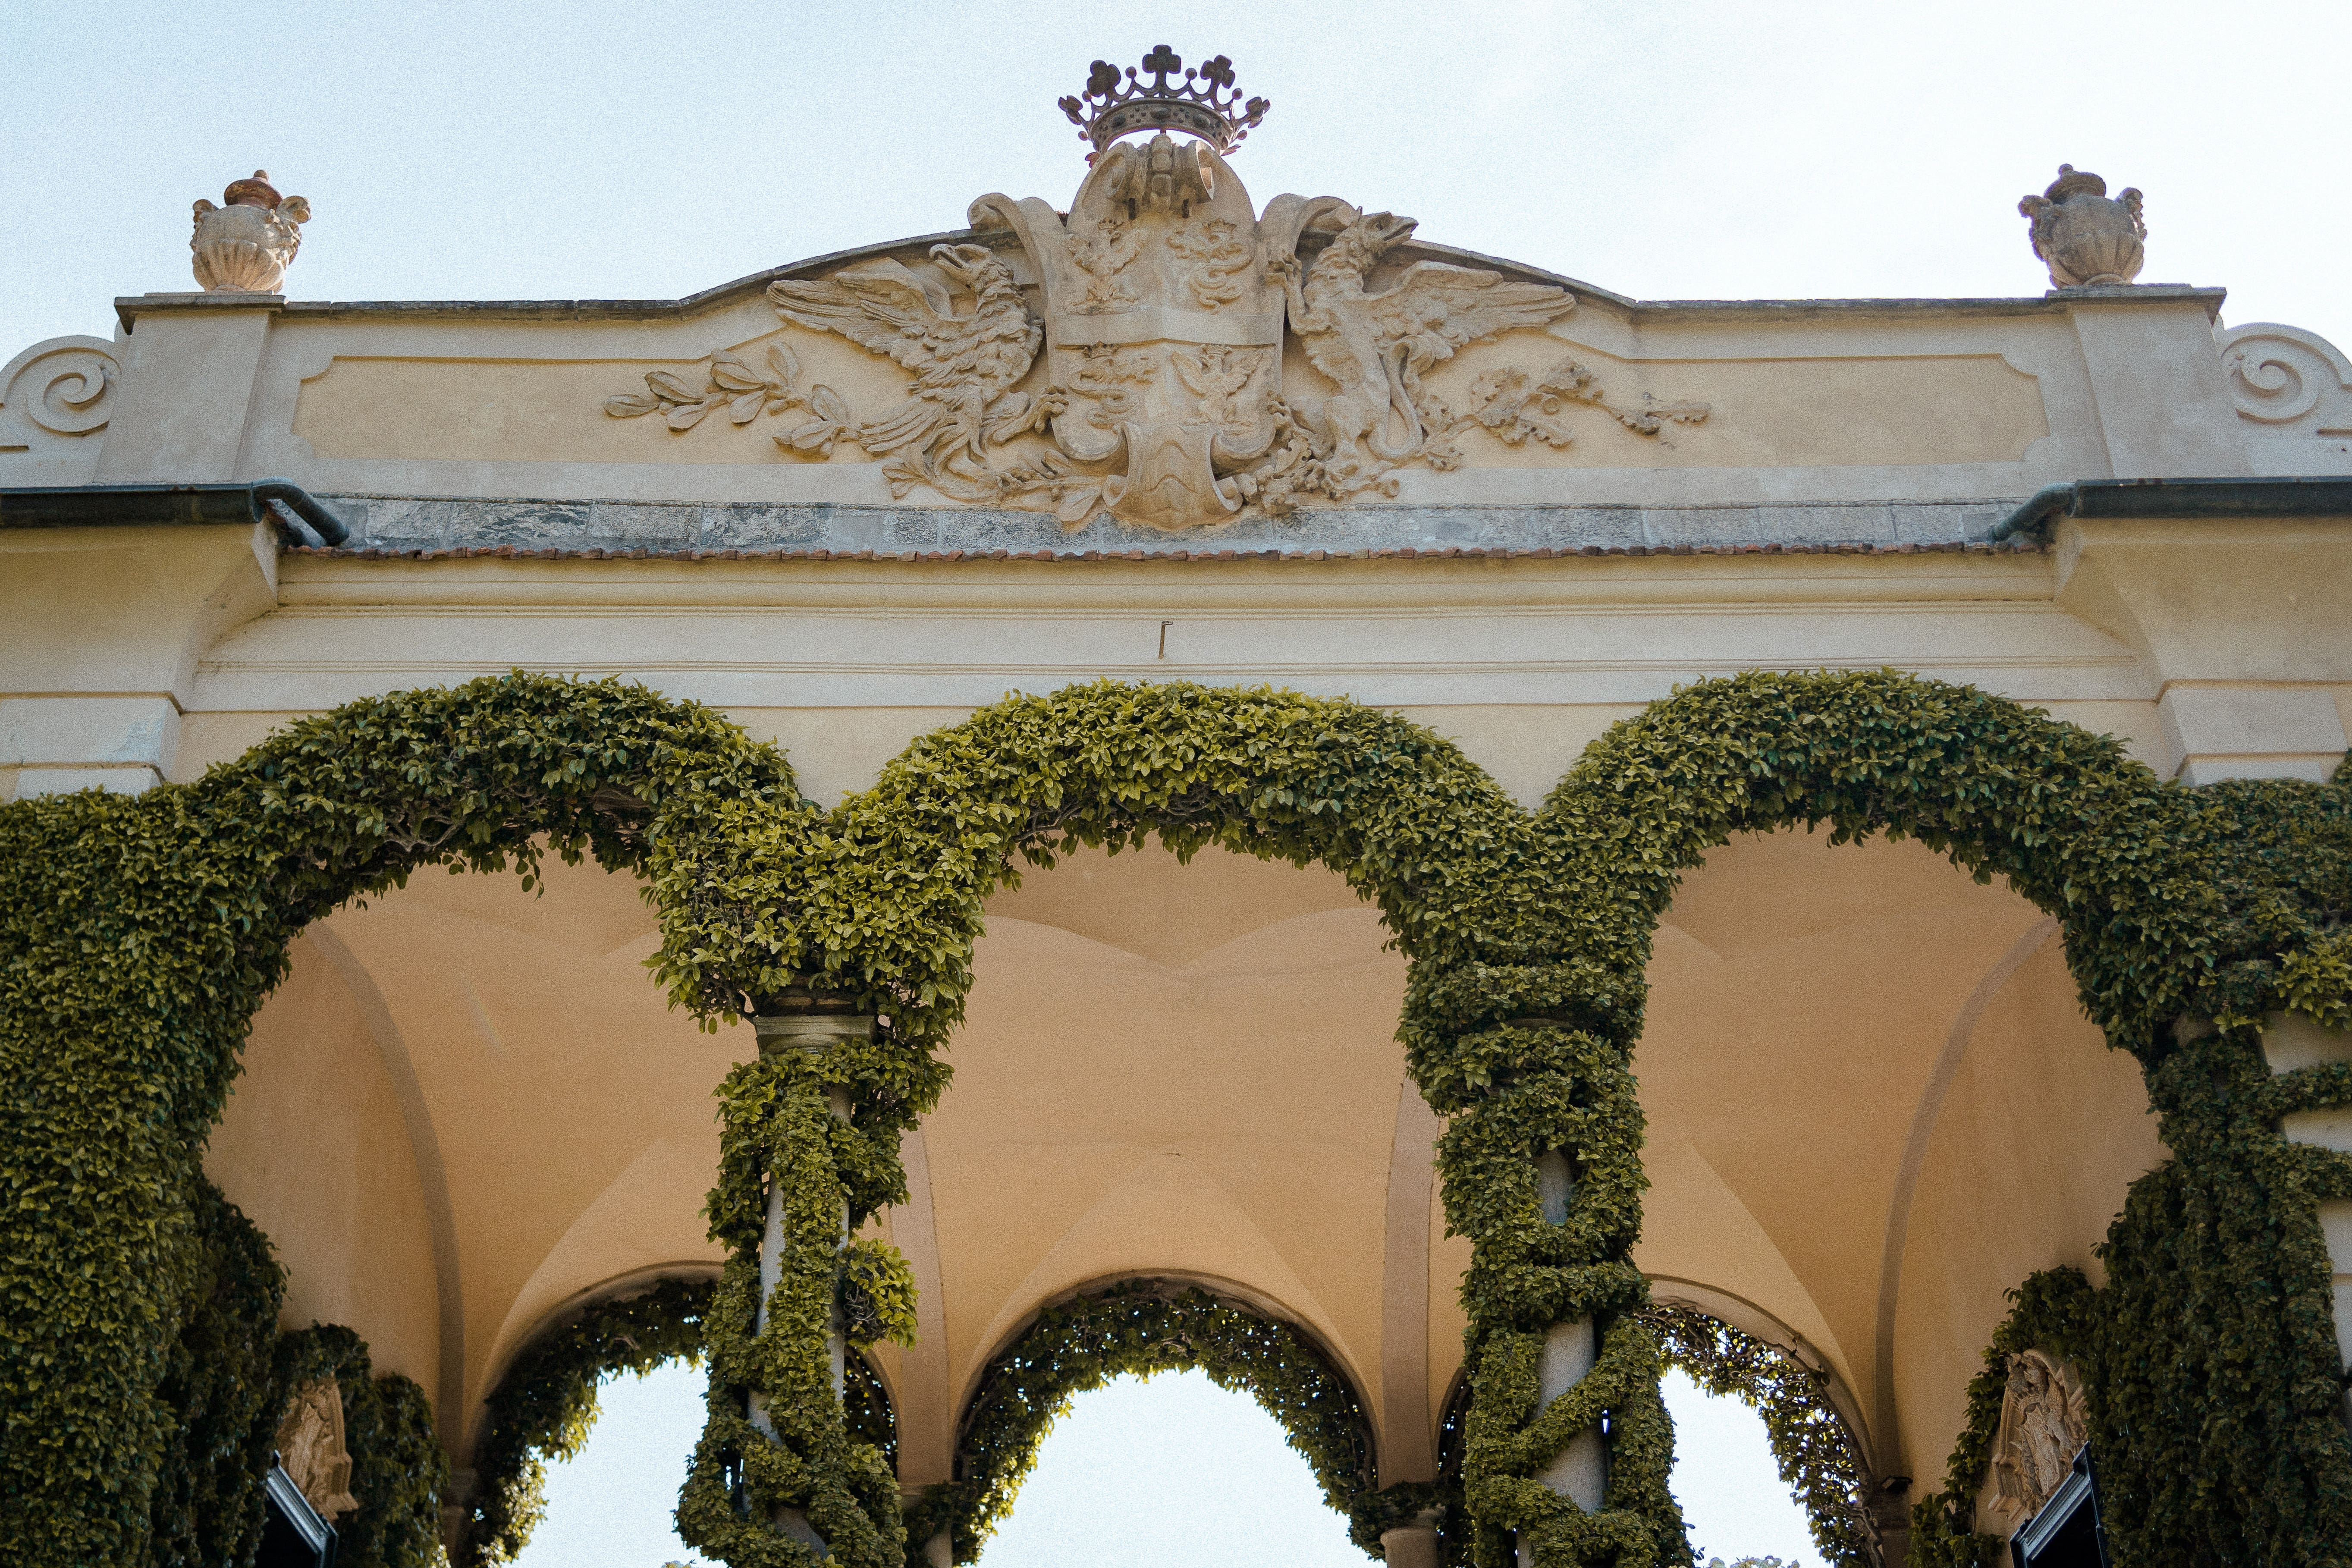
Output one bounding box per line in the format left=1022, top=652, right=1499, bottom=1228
left=11, top=666, right=2344, bottom=1568
left=923, top=1275, right=1380, bottom=1561
left=1473, top=667, right=2349, bottom=1566
left=0, top=672, right=795, bottom=1561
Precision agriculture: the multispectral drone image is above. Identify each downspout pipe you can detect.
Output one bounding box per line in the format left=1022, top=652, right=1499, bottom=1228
left=1990, top=482, right=2080, bottom=544
left=1993, top=476, right=2352, bottom=543
left=0, top=480, right=350, bottom=546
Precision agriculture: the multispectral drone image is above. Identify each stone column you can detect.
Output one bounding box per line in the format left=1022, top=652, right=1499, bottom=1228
left=748, top=1001, right=873, bottom=1555
left=1379, top=1510, right=1441, bottom=1568
left=1519, top=1149, right=1605, bottom=1568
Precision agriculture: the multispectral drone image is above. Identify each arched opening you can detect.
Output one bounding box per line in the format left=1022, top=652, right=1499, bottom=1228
left=934, top=1279, right=1375, bottom=1557
left=981, top=1367, right=1368, bottom=1567
left=1629, top=822, right=2164, bottom=1546
left=508, top=1356, right=709, bottom=1568
left=496, top=1341, right=897, bottom=1568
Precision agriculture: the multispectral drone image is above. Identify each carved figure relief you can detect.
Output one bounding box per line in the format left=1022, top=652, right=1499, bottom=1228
left=1988, top=1350, right=2087, bottom=1522
left=597, top=48, right=1709, bottom=530
left=274, top=1379, right=359, bottom=1521
left=191, top=171, right=311, bottom=293
left=2019, top=165, right=2145, bottom=290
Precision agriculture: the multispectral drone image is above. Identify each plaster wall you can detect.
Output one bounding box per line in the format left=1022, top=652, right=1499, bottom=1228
left=206, top=934, right=443, bottom=1396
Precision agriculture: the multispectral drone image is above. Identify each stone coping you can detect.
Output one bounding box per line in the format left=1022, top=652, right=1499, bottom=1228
left=111, top=218, right=2226, bottom=330
left=321, top=495, right=2020, bottom=557
left=290, top=538, right=2047, bottom=564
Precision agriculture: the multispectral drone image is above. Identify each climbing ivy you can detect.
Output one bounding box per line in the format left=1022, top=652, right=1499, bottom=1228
left=458, top=1277, right=713, bottom=1567
left=904, top=1282, right=1379, bottom=1562
left=275, top=1326, right=452, bottom=1568
left=676, top=1050, right=913, bottom=1568
left=1643, top=1305, right=1872, bottom=1568
left=0, top=674, right=798, bottom=1564
left=143, top=1181, right=285, bottom=1568
left=6, top=667, right=2351, bottom=1568
left=1532, top=674, right=2352, bottom=1568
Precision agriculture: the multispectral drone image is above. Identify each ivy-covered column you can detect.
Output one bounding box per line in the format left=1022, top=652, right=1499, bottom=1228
left=1524, top=1149, right=1608, bottom=1536
left=678, top=994, right=910, bottom=1568
left=1412, top=965, right=1687, bottom=1568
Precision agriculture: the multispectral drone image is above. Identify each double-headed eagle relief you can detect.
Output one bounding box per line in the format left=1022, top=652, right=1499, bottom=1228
left=605, top=49, right=1706, bottom=531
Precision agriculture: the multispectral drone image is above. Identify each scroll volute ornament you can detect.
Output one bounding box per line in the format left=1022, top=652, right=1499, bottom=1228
left=2019, top=164, right=2144, bottom=289
left=1988, top=1349, right=2088, bottom=1523
left=191, top=170, right=311, bottom=292
left=274, top=1378, right=360, bottom=1520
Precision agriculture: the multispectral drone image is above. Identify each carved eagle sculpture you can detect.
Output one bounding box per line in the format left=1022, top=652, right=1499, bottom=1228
left=766, top=243, right=1045, bottom=497
left=1272, top=211, right=1574, bottom=473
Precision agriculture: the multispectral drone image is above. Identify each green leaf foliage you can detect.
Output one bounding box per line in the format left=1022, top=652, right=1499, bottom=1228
left=1645, top=1304, right=1872, bottom=1568
left=902, top=1283, right=1377, bottom=1563
left=458, top=1277, right=712, bottom=1567
left=6, top=667, right=2351, bottom=1568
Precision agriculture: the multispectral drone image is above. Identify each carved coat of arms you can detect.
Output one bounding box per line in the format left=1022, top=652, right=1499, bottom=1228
left=605, top=48, right=1705, bottom=530
left=275, top=1377, right=359, bottom=1520
left=1988, top=1349, right=2088, bottom=1522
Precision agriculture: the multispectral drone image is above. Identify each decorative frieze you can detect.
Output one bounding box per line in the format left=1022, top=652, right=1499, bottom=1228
left=595, top=58, right=1700, bottom=531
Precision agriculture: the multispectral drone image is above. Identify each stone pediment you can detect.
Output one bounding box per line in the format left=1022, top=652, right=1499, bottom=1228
left=43, top=50, right=2337, bottom=559
left=590, top=137, right=1721, bottom=534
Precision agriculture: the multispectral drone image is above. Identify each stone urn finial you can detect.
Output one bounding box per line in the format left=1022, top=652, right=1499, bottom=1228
left=189, top=169, right=311, bottom=292
left=2019, top=164, right=2144, bottom=289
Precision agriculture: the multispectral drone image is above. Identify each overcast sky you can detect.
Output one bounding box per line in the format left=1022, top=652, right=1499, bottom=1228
left=512, top=1363, right=1819, bottom=1568
left=5, top=1, right=2349, bottom=355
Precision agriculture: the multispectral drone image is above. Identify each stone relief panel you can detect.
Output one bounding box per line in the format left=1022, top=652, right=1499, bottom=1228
left=274, top=1377, right=360, bottom=1520
left=1978, top=1348, right=2088, bottom=1533
left=593, top=135, right=1706, bottom=531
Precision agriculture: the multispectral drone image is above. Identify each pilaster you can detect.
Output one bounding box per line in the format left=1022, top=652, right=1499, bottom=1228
left=96, top=295, right=279, bottom=483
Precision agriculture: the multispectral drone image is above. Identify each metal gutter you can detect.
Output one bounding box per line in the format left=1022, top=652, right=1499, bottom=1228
left=1992, top=477, right=2352, bottom=542
left=0, top=480, right=350, bottom=546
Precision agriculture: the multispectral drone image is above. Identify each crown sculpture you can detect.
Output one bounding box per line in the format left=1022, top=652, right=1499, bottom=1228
left=191, top=171, right=311, bottom=293
left=605, top=50, right=1708, bottom=531
left=2019, top=164, right=2145, bottom=290
left=1059, top=45, right=1269, bottom=157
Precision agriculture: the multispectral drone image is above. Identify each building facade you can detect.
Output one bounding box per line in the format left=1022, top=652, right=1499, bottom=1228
left=5, top=56, right=2352, bottom=1568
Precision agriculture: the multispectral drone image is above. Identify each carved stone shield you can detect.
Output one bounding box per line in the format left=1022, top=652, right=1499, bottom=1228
left=976, top=134, right=1282, bottom=530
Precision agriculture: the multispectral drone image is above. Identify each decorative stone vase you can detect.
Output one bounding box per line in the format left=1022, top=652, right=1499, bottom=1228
left=2019, top=165, right=2144, bottom=289
left=190, top=170, right=310, bottom=293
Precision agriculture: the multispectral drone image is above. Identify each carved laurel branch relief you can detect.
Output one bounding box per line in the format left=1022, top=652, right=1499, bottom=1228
left=601, top=152, right=1708, bottom=531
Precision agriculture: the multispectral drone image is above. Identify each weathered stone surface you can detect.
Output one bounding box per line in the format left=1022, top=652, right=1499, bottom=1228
left=584, top=503, right=697, bottom=546
left=1754, top=504, right=1897, bottom=544
left=327, top=494, right=2011, bottom=553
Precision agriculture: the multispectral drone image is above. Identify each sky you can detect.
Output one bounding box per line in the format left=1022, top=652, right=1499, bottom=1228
left=4, top=1, right=2350, bottom=357
left=511, top=1363, right=1819, bottom=1568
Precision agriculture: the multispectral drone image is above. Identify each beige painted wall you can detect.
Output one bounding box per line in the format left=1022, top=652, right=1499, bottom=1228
left=207, top=936, right=442, bottom=1395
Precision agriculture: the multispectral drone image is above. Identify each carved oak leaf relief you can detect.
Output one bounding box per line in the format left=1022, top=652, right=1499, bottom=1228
left=600, top=146, right=1709, bottom=531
